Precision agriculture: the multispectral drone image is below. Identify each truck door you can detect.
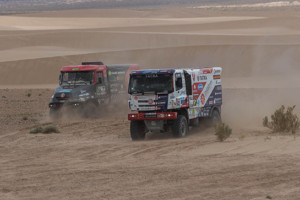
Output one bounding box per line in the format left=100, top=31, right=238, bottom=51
left=95, top=71, right=106, bottom=98
left=183, top=70, right=193, bottom=107
left=175, top=72, right=189, bottom=108
left=184, top=71, right=192, bottom=95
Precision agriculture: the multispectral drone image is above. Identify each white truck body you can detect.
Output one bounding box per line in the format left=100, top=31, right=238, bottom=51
left=128, top=67, right=222, bottom=139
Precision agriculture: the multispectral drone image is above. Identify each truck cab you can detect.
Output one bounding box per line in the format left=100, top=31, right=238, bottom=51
left=49, top=62, right=139, bottom=118
left=128, top=67, right=222, bottom=140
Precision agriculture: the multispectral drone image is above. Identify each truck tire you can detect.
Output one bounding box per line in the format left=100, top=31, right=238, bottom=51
left=130, top=120, right=146, bottom=141
left=172, top=115, right=188, bottom=138
left=210, top=109, right=221, bottom=127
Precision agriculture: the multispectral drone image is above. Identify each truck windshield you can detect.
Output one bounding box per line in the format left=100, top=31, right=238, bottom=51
left=129, top=73, right=173, bottom=94
left=60, top=71, right=94, bottom=86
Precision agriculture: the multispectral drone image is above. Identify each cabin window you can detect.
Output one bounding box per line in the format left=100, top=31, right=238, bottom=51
left=175, top=73, right=183, bottom=91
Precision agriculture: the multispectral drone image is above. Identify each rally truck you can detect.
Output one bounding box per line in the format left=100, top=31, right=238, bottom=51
left=127, top=67, right=222, bottom=140
left=49, top=61, right=139, bottom=118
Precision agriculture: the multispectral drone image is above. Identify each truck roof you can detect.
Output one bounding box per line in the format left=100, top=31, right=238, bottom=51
left=60, top=65, right=106, bottom=72
left=131, top=69, right=175, bottom=74
left=61, top=64, right=140, bottom=72
left=107, top=64, right=140, bottom=71
left=130, top=67, right=222, bottom=75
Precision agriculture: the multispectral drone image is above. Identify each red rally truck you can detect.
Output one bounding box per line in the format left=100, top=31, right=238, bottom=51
left=49, top=61, right=139, bottom=117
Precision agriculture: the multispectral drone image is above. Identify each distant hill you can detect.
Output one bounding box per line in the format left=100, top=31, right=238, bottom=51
left=0, top=0, right=297, bottom=13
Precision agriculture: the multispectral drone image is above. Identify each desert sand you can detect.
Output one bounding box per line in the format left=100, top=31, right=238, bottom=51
left=0, top=5, right=300, bottom=200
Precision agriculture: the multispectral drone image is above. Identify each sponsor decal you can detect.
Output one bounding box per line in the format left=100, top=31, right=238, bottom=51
left=192, top=73, right=195, bottom=81
left=213, top=75, right=221, bottom=79
left=214, top=69, right=221, bottom=74
left=193, top=82, right=206, bottom=94
left=180, top=97, right=186, bottom=105
left=176, top=98, right=180, bottom=106
left=72, top=68, right=79, bottom=71
left=146, top=74, right=158, bottom=78
left=173, top=100, right=177, bottom=106
left=60, top=90, right=71, bottom=93
left=201, top=68, right=213, bottom=74
left=148, top=99, right=154, bottom=104
left=179, top=89, right=186, bottom=95
left=61, top=93, right=65, bottom=98
left=215, top=92, right=222, bottom=95
left=201, top=93, right=205, bottom=105
left=214, top=98, right=222, bottom=104
left=198, top=84, right=203, bottom=91
left=111, top=71, right=125, bottom=75
left=216, top=86, right=222, bottom=91
left=134, top=96, right=138, bottom=101
left=203, top=80, right=213, bottom=97
left=209, top=100, right=213, bottom=105
left=197, top=75, right=207, bottom=81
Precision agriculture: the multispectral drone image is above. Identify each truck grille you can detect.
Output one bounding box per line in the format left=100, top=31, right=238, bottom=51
left=138, top=100, right=165, bottom=105
left=55, top=93, right=71, bottom=100
left=144, top=113, right=157, bottom=118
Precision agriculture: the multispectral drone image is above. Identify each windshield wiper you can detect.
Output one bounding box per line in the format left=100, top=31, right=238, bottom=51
left=156, top=91, right=169, bottom=94
left=144, top=91, right=156, bottom=94
left=131, top=91, right=144, bottom=95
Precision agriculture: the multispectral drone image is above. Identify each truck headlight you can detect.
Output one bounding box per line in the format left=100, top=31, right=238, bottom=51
left=129, top=114, right=137, bottom=118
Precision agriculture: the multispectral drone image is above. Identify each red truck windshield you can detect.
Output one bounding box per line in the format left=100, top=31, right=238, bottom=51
left=60, top=71, right=95, bottom=86
left=129, top=74, right=173, bottom=94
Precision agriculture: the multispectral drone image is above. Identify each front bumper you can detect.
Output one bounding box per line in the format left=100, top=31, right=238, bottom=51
left=128, top=112, right=177, bottom=120
left=49, top=102, right=82, bottom=109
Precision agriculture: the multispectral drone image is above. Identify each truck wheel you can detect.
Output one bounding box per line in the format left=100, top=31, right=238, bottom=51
left=130, top=121, right=146, bottom=141
left=210, top=109, right=221, bottom=127
left=172, top=115, right=188, bottom=138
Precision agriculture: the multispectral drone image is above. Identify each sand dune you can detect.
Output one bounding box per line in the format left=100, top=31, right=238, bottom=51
left=0, top=16, right=261, bottom=31
left=1, top=43, right=300, bottom=88
left=193, top=1, right=300, bottom=9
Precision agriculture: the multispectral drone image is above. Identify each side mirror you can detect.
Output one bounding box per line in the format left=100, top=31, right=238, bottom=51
left=59, top=74, right=62, bottom=85
left=98, top=77, right=102, bottom=84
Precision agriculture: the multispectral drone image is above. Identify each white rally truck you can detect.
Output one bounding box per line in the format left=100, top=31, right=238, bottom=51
left=128, top=67, right=222, bottom=140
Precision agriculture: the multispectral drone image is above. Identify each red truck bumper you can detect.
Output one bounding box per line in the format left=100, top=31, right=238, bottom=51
left=128, top=112, right=177, bottom=120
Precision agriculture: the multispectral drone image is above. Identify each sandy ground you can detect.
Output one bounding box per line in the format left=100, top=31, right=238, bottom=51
left=1, top=6, right=300, bottom=200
